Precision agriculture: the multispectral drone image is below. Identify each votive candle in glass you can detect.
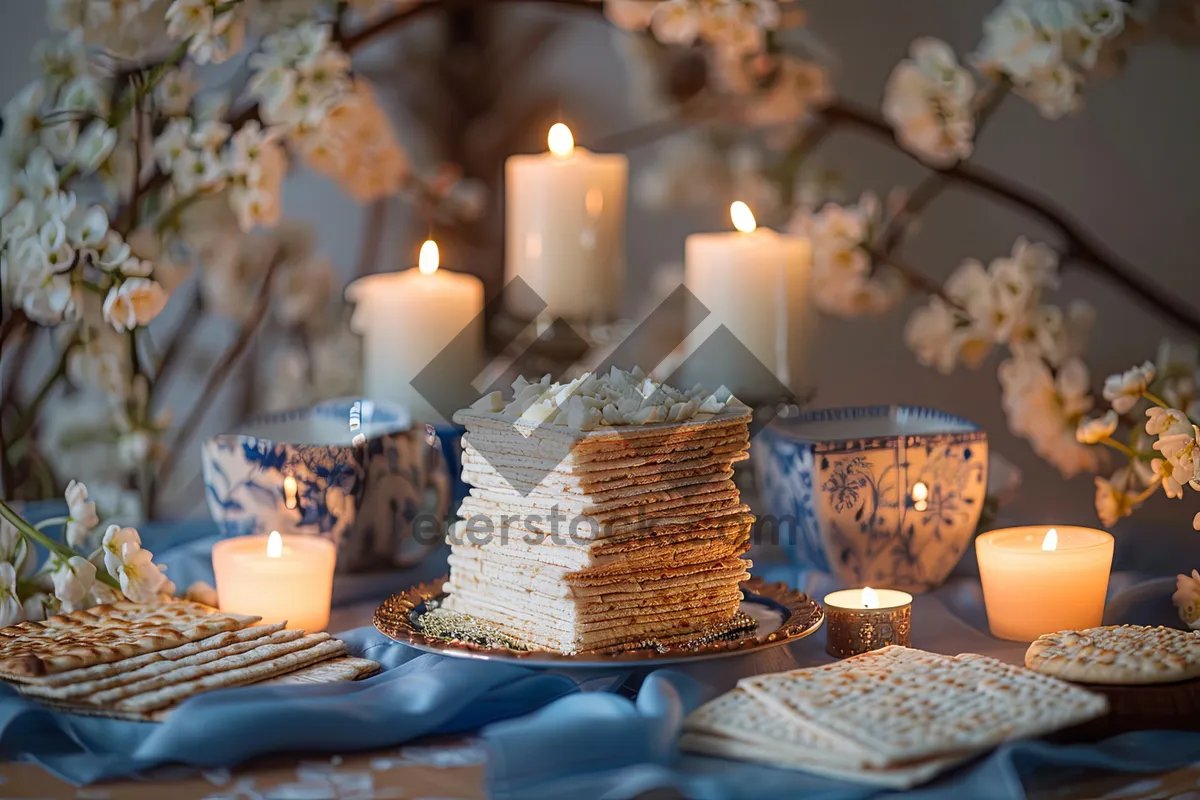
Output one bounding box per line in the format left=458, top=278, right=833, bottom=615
left=976, top=526, right=1114, bottom=642
left=212, top=531, right=337, bottom=632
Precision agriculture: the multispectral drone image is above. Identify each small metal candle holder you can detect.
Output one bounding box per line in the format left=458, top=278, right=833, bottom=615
left=823, top=589, right=913, bottom=659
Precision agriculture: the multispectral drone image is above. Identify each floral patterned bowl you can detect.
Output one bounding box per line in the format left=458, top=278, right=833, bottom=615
left=752, top=406, right=988, bottom=593
left=202, top=399, right=452, bottom=573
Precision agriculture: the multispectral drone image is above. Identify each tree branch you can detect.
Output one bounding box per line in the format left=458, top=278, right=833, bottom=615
left=155, top=256, right=284, bottom=496
left=823, top=99, right=1200, bottom=338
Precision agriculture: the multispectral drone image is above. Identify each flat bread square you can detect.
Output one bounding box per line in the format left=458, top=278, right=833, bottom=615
left=0, top=602, right=260, bottom=680
left=739, top=646, right=1109, bottom=765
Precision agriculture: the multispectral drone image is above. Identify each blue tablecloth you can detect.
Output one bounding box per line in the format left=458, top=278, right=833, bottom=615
left=2, top=519, right=1200, bottom=797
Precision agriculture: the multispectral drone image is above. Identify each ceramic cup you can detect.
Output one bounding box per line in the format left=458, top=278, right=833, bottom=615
left=752, top=405, right=988, bottom=593
left=202, top=398, right=452, bottom=573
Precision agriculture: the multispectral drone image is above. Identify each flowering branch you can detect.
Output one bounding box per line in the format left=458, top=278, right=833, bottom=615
left=154, top=252, right=285, bottom=500
left=821, top=100, right=1200, bottom=339
left=0, top=499, right=120, bottom=591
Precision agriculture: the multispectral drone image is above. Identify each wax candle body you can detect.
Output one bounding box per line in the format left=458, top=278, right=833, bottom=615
left=212, top=534, right=337, bottom=632
left=682, top=228, right=813, bottom=402
left=346, top=264, right=483, bottom=424
left=505, top=146, right=628, bottom=320
left=976, top=526, right=1114, bottom=642
left=823, top=587, right=913, bottom=657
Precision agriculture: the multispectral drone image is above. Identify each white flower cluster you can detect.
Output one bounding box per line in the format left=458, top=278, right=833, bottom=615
left=469, top=367, right=748, bottom=431
left=883, top=38, right=976, bottom=168
left=606, top=0, right=783, bottom=54
left=788, top=191, right=906, bottom=317
left=1069, top=347, right=1200, bottom=529
left=974, top=0, right=1125, bottom=118
left=905, top=238, right=1100, bottom=478
left=249, top=22, right=351, bottom=132
left=905, top=238, right=1086, bottom=374
left=47, top=0, right=168, bottom=60
left=292, top=80, right=408, bottom=204
left=166, top=0, right=247, bottom=65
left=0, top=481, right=173, bottom=626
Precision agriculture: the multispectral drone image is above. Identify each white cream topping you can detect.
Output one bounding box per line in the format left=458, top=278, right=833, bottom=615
left=467, top=367, right=747, bottom=431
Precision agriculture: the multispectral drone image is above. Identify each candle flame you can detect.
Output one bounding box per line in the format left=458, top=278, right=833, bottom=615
left=730, top=201, right=757, bottom=233
left=267, top=530, right=283, bottom=559
left=548, top=123, right=574, bottom=157
left=418, top=239, right=439, bottom=275
left=1042, top=528, right=1058, bottom=552
left=283, top=475, right=298, bottom=510
left=911, top=481, right=929, bottom=511
left=862, top=586, right=879, bottom=609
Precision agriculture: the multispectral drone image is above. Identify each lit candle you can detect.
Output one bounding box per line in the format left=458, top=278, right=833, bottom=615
left=504, top=123, right=629, bottom=320
left=682, top=202, right=813, bottom=402
left=976, top=526, right=1114, bottom=642
left=823, top=586, right=913, bottom=658
left=346, top=238, right=484, bottom=423
left=212, top=531, right=337, bottom=632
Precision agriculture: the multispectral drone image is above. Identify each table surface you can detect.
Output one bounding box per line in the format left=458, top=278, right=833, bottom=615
left=4, top=594, right=1196, bottom=800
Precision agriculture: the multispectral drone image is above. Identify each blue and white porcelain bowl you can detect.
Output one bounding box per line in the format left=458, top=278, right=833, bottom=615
left=202, top=399, right=455, bottom=573
left=752, top=406, right=988, bottom=593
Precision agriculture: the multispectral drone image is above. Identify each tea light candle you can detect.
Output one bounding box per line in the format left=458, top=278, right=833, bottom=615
left=212, top=531, right=337, bottom=632
left=976, top=526, right=1114, bottom=642
left=823, top=586, right=913, bottom=658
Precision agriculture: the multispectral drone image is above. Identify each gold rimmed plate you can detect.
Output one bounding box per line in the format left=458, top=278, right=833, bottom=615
left=373, top=577, right=824, bottom=667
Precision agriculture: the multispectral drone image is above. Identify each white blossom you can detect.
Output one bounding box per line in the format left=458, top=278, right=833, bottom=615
left=73, top=120, right=117, bottom=174
left=1150, top=457, right=1185, bottom=499
left=651, top=0, right=700, bottom=45
left=51, top=555, right=97, bottom=611
left=156, top=65, right=198, bottom=116
left=1075, top=409, right=1118, bottom=444
left=92, top=230, right=133, bottom=271
left=0, top=518, right=31, bottom=577
left=64, top=479, right=100, bottom=547
left=1102, top=361, right=1155, bottom=414
left=1146, top=407, right=1193, bottom=438
left=605, top=0, right=656, bottom=30
left=101, top=524, right=140, bottom=577
left=66, top=204, right=108, bottom=249
left=1018, top=62, right=1082, bottom=118
left=999, top=355, right=1101, bottom=478
left=974, top=0, right=1065, bottom=81
left=883, top=38, right=975, bottom=167
left=17, top=148, right=60, bottom=202
left=102, top=278, right=168, bottom=332
left=1094, top=467, right=1137, bottom=527
left=1153, top=424, right=1200, bottom=488
left=42, top=121, right=79, bottom=164
left=115, top=545, right=169, bottom=602
left=291, top=79, right=407, bottom=203
left=789, top=192, right=905, bottom=318
left=0, top=562, right=22, bottom=627
left=3, top=82, right=46, bottom=141
left=905, top=298, right=960, bottom=374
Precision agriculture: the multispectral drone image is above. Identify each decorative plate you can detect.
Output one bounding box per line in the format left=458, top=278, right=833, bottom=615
left=373, top=577, right=824, bottom=668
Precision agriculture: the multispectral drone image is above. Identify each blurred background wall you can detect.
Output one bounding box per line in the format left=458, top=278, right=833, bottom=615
left=1, top=0, right=1198, bottom=539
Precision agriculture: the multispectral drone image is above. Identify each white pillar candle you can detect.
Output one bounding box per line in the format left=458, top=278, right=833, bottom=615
left=212, top=531, right=337, bottom=633
left=346, top=240, right=484, bottom=424
left=976, top=526, right=1115, bottom=642
left=505, top=123, right=629, bottom=321
left=682, top=202, right=813, bottom=402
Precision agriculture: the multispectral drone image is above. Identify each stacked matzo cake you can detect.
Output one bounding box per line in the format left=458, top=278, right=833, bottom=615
left=0, top=602, right=380, bottom=721
left=443, top=367, right=755, bottom=654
